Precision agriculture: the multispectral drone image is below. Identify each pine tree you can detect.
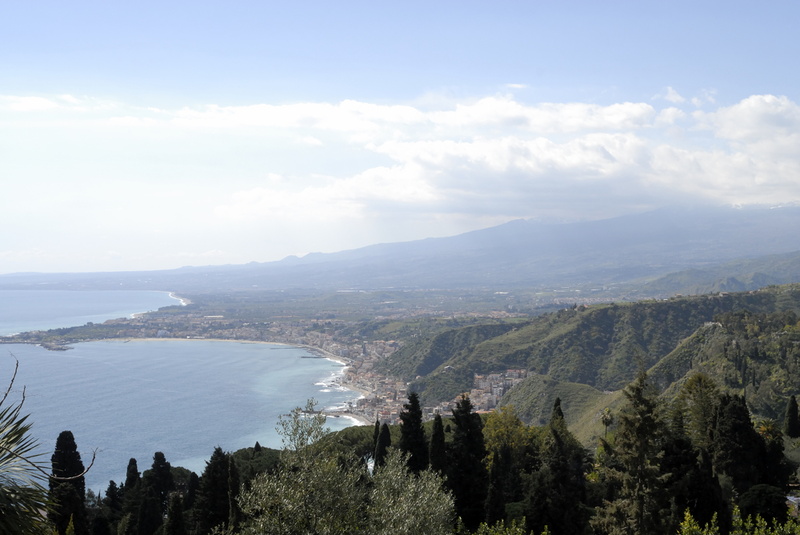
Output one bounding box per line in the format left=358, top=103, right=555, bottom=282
left=49, top=430, right=88, bottom=535
left=592, top=370, right=669, bottom=535
left=678, top=372, right=720, bottom=450
left=429, top=413, right=447, bottom=474
left=374, top=423, right=391, bottom=468
left=784, top=395, right=799, bottom=438
left=448, top=395, right=488, bottom=531
left=398, top=392, right=428, bottom=472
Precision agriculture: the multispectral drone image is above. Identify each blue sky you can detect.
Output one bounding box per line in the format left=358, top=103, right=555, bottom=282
left=2, top=2, right=800, bottom=273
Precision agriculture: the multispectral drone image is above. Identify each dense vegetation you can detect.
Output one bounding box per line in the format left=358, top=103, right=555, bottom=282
left=6, top=284, right=800, bottom=533
left=383, top=285, right=800, bottom=412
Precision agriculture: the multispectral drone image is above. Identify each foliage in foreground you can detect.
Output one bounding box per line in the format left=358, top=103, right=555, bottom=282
left=235, top=399, right=455, bottom=535
left=679, top=508, right=800, bottom=535
left=0, top=362, right=49, bottom=535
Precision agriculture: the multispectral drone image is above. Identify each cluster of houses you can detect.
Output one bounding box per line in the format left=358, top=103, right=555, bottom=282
left=340, top=368, right=529, bottom=425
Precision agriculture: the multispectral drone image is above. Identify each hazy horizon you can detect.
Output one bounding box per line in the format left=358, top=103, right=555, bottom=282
left=3, top=2, right=799, bottom=274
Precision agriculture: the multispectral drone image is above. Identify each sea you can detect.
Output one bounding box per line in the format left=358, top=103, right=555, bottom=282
left=0, top=290, right=360, bottom=493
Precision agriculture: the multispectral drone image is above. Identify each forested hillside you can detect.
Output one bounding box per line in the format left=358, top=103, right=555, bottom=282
left=379, top=285, right=800, bottom=427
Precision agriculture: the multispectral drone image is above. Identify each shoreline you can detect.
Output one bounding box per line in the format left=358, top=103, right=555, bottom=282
left=129, top=292, right=190, bottom=319
left=323, top=411, right=373, bottom=426
left=169, top=292, right=191, bottom=306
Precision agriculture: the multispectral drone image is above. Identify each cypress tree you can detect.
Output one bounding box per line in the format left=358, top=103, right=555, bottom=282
left=49, top=430, right=88, bottom=535
left=227, top=455, right=241, bottom=529
left=485, top=443, right=515, bottom=525
left=143, top=452, right=174, bottom=516
left=136, top=485, right=162, bottom=535
left=101, top=480, right=124, bottom=528
left=194, top=447, right=236, bottom=534
left=712, top=394, right=764, bottom=493
left=550, top=397, right=565, bottom=423
left=784, top=395, right=800, bottom=438
left=429, top=413, right=447, bottom=474
left=398, top=392, right=428, bottom=472
left=124, top=458, right=141, bottom=491
left=374, top=423, right=391, bottom=468
left=121, top=458, right=142, bottom=534
left=372, top=418, right=381, bottom=447
left=525, top=399, right=589, bottom=535
left=184, top=472, right=199, bottom=511
left=163, top=493, right=187, bottom=535
left=447, top=395, right=488, bottom=531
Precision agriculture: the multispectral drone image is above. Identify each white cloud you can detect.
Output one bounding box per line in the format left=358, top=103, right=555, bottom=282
left=0, top=94, right=114, bottom=114
left=0, top=96, right=62, bottom=112
left=429, top=97, right=656, bottom=133
left=663, top=87, right=686, bottom=104
left=298, top=135, right=323, bottom=146
left=4, top=91, right=800, bottom=271
left=697, top=94, right=800, bottom=141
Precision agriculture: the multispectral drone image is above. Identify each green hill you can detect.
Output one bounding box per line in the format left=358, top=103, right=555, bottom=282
left=379, top=284, right=800, bottom=441
left=383, top=285, right=800, bottom=403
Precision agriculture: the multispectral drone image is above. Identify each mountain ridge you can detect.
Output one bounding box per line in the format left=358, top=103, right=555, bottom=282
left=2, top=205, right=800, bottom=294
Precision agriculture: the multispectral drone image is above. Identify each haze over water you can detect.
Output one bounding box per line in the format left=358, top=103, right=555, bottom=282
left=0, top=290, right=359, bottom=492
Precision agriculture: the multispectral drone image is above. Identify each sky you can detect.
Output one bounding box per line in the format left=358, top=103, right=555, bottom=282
left=2, top=1, right=800, bottom=274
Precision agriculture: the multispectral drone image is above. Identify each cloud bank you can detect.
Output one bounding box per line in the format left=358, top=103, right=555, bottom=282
left=1, top=90, right=799, bottom=271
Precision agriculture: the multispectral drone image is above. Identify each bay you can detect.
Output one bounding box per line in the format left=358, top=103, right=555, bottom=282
left=0, top=291, right=360, bottom=492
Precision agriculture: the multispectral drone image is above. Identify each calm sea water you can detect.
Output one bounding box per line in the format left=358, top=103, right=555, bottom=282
left=0, top=289, right=182, bottom=336
left=0, top=291, right=359, bottom=492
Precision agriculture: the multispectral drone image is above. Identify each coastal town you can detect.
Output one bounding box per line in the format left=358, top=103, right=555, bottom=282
left=343, top=367, right=529, bottom=425
left=2, top=296, right=531, bottom=426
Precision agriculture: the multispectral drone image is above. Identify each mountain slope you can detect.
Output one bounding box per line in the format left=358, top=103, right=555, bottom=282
left=3, top=205, right=800, bottom=293
left=386, top=285, right=800, bottom=409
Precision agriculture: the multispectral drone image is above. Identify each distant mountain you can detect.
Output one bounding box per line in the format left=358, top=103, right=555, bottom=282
left=638, top=250, right=800, bottom=296
left=3, top=205, right=800, bottom=293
